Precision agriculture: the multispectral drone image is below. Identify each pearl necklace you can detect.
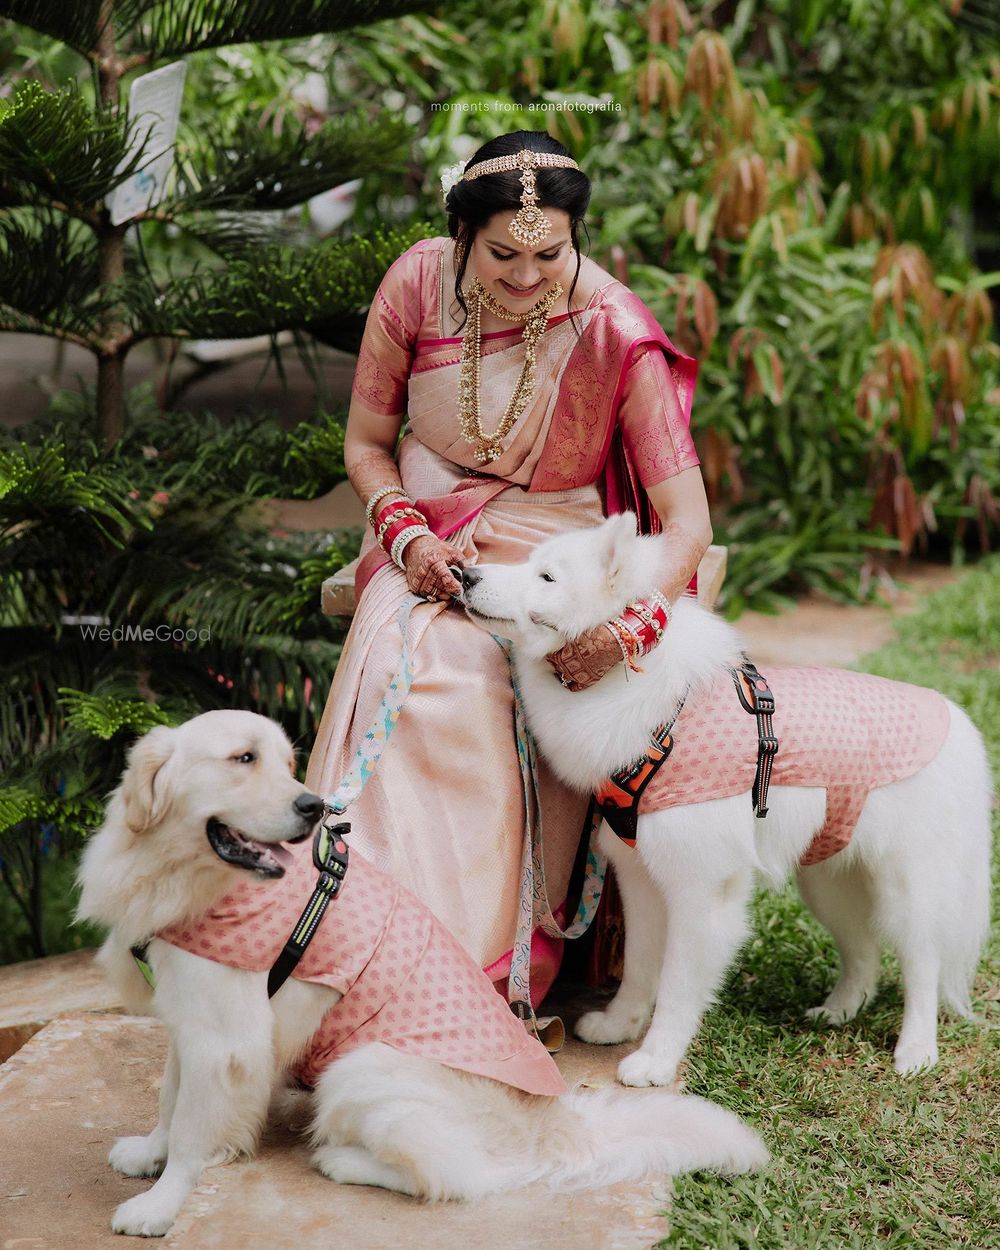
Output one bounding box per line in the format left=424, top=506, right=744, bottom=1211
left=458, top=276, right=563, bottom=464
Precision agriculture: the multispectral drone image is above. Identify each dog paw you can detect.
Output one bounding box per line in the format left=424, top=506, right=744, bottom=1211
left=804, top=1003, right=855, bottom=1025
left=574, top=1007, right=647, bottom=1046
left=314, top=1145, right=416, bottom=1195
left=617, top=1048, right=678, bottom=1088
left=893, top=1040, right=938, bottom=1075
left=111, top=1193, right=176, bottom=1237
left=109, top=1136, right=166, bottom=1178
left=805, top=987, right=873, bottom=1024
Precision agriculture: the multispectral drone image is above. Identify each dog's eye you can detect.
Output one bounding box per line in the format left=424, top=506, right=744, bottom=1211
left=539, top=572, right=555, bottom=583
left=233, top=752, right=256, bottom=764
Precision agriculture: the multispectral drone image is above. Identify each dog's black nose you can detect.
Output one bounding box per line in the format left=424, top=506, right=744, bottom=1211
left=461, top=567, right=482, bottom=590
left=293, top=793, right=325, bottom=820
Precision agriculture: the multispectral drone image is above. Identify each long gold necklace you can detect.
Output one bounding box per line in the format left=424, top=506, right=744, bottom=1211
left=458, top=275, right=563, bottom=464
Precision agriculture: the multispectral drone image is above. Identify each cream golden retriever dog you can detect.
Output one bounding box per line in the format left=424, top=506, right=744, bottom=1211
left=77, top=709, right=768, bottom=1237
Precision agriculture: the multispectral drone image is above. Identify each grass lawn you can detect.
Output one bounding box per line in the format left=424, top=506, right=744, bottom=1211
left=662, top=557, right=1000, bottom=1249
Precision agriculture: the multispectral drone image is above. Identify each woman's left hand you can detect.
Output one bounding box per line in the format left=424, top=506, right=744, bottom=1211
left=546, top=624, right=622, bottom=692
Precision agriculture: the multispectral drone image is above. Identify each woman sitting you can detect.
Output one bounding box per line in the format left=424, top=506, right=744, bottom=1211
left=306, top=129, right=711, bottom=1007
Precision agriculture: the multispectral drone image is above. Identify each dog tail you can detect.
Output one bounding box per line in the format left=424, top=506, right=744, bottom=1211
left=538, top=1085, right=769, bottom=1189
left=937, top=701, right=993, bottom=1020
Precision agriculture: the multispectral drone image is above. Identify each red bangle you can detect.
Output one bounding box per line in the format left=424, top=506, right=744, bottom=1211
left=617, top=596, right=668, bottom=657
left=374, top=498, right=422, bottom=530
left=378, top=514, right=430, bottom=555
left=605, top=619, right=643, bottom=673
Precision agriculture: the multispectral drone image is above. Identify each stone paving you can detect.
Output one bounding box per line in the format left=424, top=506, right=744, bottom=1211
left=1, top=998, right=670, bottom=1250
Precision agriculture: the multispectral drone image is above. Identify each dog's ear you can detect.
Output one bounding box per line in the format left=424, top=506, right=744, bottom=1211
left=604, top=512, right=638, bottom=593
left=121, top=725, right=177, bottom=835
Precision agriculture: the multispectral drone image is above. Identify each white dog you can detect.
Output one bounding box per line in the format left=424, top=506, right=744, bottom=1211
left=77, top=709, right=768, bottom=1237
left=460, top=513, right=992, bottom=1088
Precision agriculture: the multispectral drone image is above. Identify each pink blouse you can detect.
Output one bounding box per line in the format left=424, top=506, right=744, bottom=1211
left=350, top=239, right=700, bottom=492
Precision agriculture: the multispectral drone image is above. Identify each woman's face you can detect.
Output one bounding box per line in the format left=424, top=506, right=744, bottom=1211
left=469, top=209, right=576, bottom=305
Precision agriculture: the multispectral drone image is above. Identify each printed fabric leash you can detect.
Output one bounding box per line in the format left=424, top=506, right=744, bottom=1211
left=132, top=596, right=424, bottom=997
left=324, top=594, right=421, bottom=816
left=495, top=636, right=609, bottom=1051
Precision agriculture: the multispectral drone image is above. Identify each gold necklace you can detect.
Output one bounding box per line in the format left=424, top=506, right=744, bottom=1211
left=458, top=276, right=563, bottom=463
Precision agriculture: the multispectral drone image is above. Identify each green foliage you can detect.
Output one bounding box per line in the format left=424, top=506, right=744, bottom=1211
left=0, top=0, right=437, bottom=439
left=172, top=110, right=410, bottom=214
left=0, top=398, right=359, bottom=959
left=0, top=80, right=144, bottom=210
left=149, top=228, right=431, bottom=341
left=58, top=687, right=174, bottom=740
left=661, top=558, right=1000, bottom=1249
left=0, top=0, right=441, bottom=59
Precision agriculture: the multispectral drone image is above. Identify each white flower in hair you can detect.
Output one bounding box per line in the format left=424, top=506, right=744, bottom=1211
left=439, top=161, right=466, bottom=202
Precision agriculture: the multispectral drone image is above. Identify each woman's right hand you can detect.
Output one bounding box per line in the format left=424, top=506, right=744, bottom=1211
left=402, top=534, right=465, bottom=601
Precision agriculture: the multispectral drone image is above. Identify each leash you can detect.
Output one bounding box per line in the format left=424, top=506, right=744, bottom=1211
left=268, top=591, right=427, bottom=990
left=498, top=638, right=610, bottom=1051
left=323, top=594, right=421, bottom=815
left=132, top=594, right=425, bottom=994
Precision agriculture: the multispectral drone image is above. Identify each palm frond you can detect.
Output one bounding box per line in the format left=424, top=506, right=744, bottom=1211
left=0, top=81, right=146, bottom=211
left=0, top=440, right=136, bottom=535
left=169, top=109, right=410, bottom=214
left=119, top=0, right=440, bottom=60
left=0, top=1, right=106, bottom=56
left=0, top=786, right=105, bottom=839
left=58, top=687, right=174, bottom=739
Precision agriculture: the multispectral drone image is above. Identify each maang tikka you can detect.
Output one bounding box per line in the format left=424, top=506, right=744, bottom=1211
left=459, top=148, right=581, bottom=247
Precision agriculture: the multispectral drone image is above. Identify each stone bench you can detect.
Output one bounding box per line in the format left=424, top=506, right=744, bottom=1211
left=0, top=948, right=122, bottom=1062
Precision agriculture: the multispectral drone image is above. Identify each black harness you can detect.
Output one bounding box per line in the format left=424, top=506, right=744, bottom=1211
left=592, top=656, right=778, bottom=846
left=131, top=816, right=351, bottom=997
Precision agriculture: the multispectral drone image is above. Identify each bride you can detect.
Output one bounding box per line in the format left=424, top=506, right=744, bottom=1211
left=306, top=129, right=712, bottom=1007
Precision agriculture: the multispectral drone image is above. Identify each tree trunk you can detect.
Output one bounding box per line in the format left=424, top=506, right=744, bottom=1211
left=96, top=339, right=126, bottom=448
left=95, top=0, right=128, bottom=449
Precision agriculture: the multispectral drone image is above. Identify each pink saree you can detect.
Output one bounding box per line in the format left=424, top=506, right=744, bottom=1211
left=305, top=237, right=699, bottom=1005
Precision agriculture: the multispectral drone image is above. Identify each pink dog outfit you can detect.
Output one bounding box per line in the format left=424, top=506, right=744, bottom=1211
left=595, top=666, right=951, bottom=866
left=156, top=843, right=566, bottom=1095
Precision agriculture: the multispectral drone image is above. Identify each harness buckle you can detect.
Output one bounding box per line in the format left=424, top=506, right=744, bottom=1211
left=759, top=733, right=779, bottom=756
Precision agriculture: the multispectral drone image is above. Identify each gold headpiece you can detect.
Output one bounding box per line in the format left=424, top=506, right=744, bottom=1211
left=460, top=148, right=580, bottom=247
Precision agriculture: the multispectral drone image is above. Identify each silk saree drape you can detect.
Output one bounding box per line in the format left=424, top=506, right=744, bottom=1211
left=306, top=237, right=699, bottom=1003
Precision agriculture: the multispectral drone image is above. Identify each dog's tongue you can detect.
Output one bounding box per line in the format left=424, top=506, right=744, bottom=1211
left=267, top=841, right=294, bottom=869
left=206, top=820, right=297, bottom=878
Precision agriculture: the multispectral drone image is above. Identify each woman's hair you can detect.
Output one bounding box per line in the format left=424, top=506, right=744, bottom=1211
left=443, top=130, right=592, bottom=338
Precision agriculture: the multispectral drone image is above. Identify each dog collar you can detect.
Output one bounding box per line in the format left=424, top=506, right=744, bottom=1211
left=130, top=815, right=350, bottom=998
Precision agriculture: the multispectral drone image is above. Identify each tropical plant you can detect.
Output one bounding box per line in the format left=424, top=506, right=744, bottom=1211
left=0, top=0, right=441, bottom=444
left=0, top=390, right=362, bottom=957
left=400, top=0, right=1000, bottom=605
